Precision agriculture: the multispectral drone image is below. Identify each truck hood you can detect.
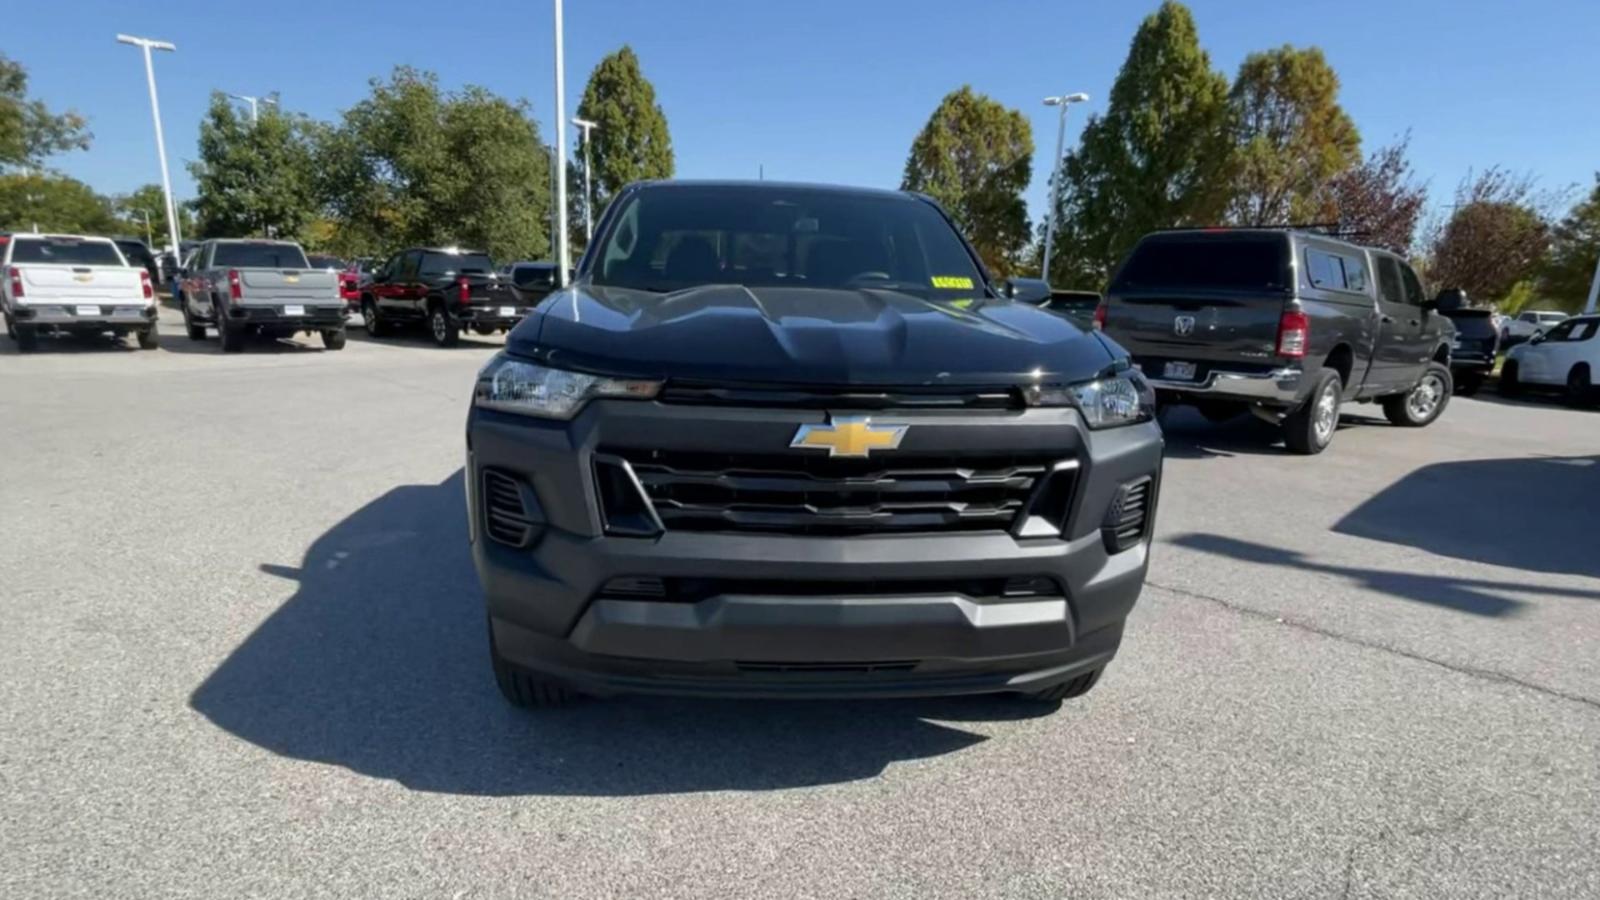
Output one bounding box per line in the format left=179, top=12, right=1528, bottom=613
left=507, top=283, right=1117, bottom=387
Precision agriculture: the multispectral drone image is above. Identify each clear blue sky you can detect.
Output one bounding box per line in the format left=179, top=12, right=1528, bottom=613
left=10, top=0, right=1599, bottom=224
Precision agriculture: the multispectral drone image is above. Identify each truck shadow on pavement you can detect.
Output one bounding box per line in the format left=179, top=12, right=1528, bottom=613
left=1170, top=533, right=1600, bottom=617
left=190, top=471, right=1042, bottom=797
left=1332, top=454, right=1600, bottom=581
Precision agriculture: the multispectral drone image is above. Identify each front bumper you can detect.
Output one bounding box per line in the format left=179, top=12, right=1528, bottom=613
left=12, top=303, right=157, bottom=328
left=468, top=399, right=1163, bottom=698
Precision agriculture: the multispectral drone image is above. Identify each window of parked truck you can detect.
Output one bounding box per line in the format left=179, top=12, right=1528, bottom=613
left=1305, top=248, right=1350, bottom=291
left=211, top=242, right=310, bottom=269
left=420, top=251, right=494, bottom=277
left=1113, top=234, right=1288, bottom=291
left=592, top=185, right=985, bottom=297
left=8, top=237, right=125, bottom=266
left=1375, top=257, right=1405, bottom=306
left=1400, top=265, right=1427, bottom=307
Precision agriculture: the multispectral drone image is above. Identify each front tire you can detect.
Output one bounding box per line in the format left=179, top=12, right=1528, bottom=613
left=362, top=298, right=390, bottom=337
left=136, top=324, right=159, bottom=350
left=1282, top=369, right=1343, bottom=454
left=429, top=305, right=460, bottom=348
left=1566, top=364, right=1596, bottom=408
left=1383, top=362, right=1452, bottom=427
left=1499, top=361, right=1522, bottom=396
left=1020, top=668, right=1103, bottom=702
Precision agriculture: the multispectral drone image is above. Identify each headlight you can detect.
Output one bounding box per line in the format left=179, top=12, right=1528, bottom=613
left=473, top=355, right=660, bottom=420
left=1026, top=372, right=1154, bottom=429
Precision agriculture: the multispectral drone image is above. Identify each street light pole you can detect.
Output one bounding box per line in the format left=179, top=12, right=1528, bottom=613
left=1584, top=253, right=1600, bottom=315
left=134, top=209, right=153, bottom=247
left=1039, top=92, right=1089, bottom=285
left=552, top=0, right=571, bottom=286
left=117, top=34, right=182, bottom=257
left=228, top=93, right=278, bottom=123
left=571, top=117, right=598, bottom=242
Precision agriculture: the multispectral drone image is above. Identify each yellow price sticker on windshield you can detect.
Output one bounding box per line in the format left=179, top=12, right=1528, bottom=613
left=931, top=276, right=974, bottom=290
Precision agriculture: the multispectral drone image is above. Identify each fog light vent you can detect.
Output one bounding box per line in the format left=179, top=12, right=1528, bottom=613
left=482, top=469, right=535, bottom=547
left=1102, top=477, right=1154, bottom=554
left=600, top=576, right=667, bottom=600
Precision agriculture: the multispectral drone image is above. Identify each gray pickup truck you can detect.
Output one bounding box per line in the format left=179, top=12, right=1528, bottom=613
left=178, top=239, right=348, bottom=352
left=1099, top=228, right=1458, bottom=454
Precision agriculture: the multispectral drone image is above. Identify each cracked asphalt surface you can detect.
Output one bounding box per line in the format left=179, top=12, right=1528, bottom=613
left=2, top=309, right=1597, bottom=898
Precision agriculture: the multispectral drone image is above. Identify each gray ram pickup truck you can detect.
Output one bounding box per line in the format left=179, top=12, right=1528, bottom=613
left=178, top=239, right=348, bottom=352
left=1099, top=228, right=1458, bottom=454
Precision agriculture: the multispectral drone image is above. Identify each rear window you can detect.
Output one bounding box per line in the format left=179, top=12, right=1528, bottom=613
left=212, top=243, right=311, bottom=269
left=306, top=255, right=345, bottom=269
left=421, top=252, right=495, bottom=277
left=512, top=265, right=558, bottom=290
left=9, top=237, right=126, bottom=266
left=1113, top=236, right=1288, bottom=292
left=1444, top=310, right=1497, bottom=338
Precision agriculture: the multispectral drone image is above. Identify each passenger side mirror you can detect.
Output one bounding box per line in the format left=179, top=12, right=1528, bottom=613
left=1430, top=288, right=1466, bottom=313
left=1000, top=277, right=1052, bottom=304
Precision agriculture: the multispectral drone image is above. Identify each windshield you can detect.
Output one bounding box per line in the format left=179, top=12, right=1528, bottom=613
left=212, top=243, right=311, bottom=269
left=1445, top=310, right=1498, bottom=338
left=1113, top=235, right=1290, bottom=292
left=420, top=251, right=495, bottom=277
left=9, top=237, right=126, bottom=266
left=590, top=185, right=985, bottom=297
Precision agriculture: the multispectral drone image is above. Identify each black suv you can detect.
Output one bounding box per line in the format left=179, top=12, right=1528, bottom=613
left=1099, top=229, right=1459, bottom=454
left=467, top=181, right=1164, bottom=707
left=360, top=247, right=527, bottom=346
left=1440, top=299, right=1498, bottom=395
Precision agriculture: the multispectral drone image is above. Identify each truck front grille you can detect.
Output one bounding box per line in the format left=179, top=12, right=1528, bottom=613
left=604, top=450, right=1058, bottom=535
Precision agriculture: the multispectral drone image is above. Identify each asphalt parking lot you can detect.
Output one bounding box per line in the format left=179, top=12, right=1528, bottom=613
left=2, top=309, right=1597, bottom=899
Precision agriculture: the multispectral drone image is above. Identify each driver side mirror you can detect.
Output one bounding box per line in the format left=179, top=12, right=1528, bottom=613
left=1000, top=277, right=1052, bottom=304
left=1429, top=288, right=1466, bottom=313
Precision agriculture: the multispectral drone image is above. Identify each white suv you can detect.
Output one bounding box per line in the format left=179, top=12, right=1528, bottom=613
left=1501, top=314, right=1599, bottom=406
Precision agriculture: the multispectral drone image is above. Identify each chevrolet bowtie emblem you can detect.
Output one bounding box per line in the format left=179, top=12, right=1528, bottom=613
left=790, top=416, right=907, bottom=458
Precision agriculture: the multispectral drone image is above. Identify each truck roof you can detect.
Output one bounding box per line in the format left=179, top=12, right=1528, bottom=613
left=1143, top=226, right=1390, bottom=256
left=628, top=179, right=915, bottom=202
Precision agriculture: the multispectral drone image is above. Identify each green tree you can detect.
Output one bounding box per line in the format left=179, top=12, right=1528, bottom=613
left=1227, top=45, right=1360, bottom=225
left=1428, top=168, right=1552, bottom=305
left=1046, top=1, right=1234, bottom=286
left=573, top=46, right=675, bottom=225
left=112, top=183, right=194, bottom=244
left=0, top=172, right=120, bottom=234
left=1, top=53, right=90, bottom=171
left=320, top=68, right=551, bottom=261
left=901, top=86, right=1033, bottom=275
left=1541, top=174, right=1600, bottom=312
left=189, top=93, right=320, bottom=239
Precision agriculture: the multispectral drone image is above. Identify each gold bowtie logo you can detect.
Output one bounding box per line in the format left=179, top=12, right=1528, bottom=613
left=790, top=416, right=907, bottom=458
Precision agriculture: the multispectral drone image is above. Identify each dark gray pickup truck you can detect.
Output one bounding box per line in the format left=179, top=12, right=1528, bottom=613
left=1099, top=229, right=1458, bottom=454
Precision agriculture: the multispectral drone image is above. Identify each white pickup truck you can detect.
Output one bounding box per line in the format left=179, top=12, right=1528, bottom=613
left=2, top=233, right=159, bottom=352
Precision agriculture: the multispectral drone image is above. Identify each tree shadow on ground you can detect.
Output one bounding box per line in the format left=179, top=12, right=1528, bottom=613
left=1170, top=532, right=1600, bottom=618
left=1332, top=454, right=1600, bottom=580
left=191, top=472, right=1043, bottom=797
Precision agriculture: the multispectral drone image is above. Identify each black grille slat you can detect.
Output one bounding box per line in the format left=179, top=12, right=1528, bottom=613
left=482, top=470, right=534, bottom=547
left=660, top=382, right=1020, bottom=410
left=610, top=449, right=1056, bottom=536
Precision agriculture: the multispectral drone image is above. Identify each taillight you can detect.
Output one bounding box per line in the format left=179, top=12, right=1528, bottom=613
left=457, top=276, right=471, bottom=306
left=1277, top=309, right=1310, bottom=358
left=139, top=270, right=153, bottom=300
left=1092, top=301, right=1107, bottom=330
left=7, top=266, right=23, bottom=298
left=228, top=269, right=242, bottom=302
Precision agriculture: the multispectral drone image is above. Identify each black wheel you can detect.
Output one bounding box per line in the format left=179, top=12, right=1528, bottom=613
left=473, top=323, right=497, bottom=336
left=1499, top=361, right=1522, bottom=397
left=1454, top=372, right=1483, bottom=396
left=1566, top=364, right=1596, bottom=408
left=1382, top=362, right=1452, bottom=427
left=321, top=328, right=347, bottom=351
left=1282, top=369, right=1343, bottom=454
left=429, top=305, right=460, bottom=347
left=15, top=324, right=38, bottom=353
left=217, top=305, right=244, bottom=353
left=183, top=305, right=206, bottom=341
left=489, top=624, right=578, bottom=709
left=136, top=324, right=159, bottom=350
left=362, top=298, right=390, bottom=337
left=1019, top=668, right=1103, bottom=702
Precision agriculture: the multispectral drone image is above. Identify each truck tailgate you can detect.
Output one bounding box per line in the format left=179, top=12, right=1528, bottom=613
left=1105, top=290, right=1288, bottom=364
left=238, top=269, right=339, bottom=305
left=14, top=265, right=144, bottom=304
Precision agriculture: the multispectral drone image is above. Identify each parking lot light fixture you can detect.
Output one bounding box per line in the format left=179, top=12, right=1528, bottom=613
left=572, top=117, right=598, bottom=243
left=1040, top=92, right=1090, bottom=284
left=116, top=34, right=182, bottom=257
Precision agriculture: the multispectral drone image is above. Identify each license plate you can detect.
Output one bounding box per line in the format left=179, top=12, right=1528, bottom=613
left=283, top=304, right=305, bottom=316
left=1162, top=361, right=1197, bottom=381
left=499, top=306, right=516, bottom=317
left=75, top=305, right=100, bottom=317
